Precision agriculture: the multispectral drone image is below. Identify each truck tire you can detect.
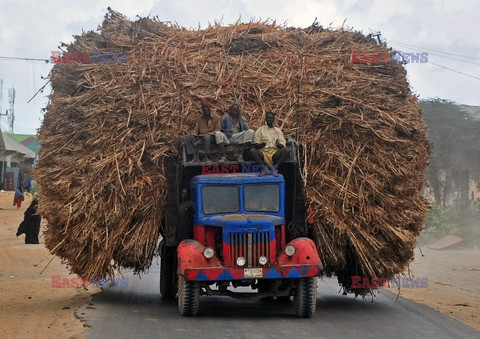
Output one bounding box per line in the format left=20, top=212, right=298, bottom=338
left=294, top=277, right=317, bottom=318
left=178, top=276, right=200, bottom=316
left=160, top=247, right=177, bottom=299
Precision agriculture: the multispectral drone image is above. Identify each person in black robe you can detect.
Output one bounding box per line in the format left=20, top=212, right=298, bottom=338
left=16, top=199, right=41, bottom=244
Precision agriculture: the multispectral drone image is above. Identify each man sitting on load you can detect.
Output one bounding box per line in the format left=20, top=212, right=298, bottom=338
left=249, top=111, right=291, bottom=175
left=183, top=99, right=221, bottom=163
left=215, top=103, right=254, bottom=162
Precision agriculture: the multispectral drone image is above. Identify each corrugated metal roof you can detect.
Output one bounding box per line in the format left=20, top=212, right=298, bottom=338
left=0, top=130, right=36, bottom=158
left=8, top=134, right=40, bottom=153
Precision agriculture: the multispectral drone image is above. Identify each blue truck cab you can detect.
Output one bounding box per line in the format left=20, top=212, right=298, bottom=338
left=175, top=172, right=322, bottom=317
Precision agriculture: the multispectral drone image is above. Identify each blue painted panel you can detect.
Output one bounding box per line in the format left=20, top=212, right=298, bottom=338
left=194, top=271, right=210, bottom=281
left=286, top=268, right=301, bottom=278
left=264, top=269, right=282, bottom=279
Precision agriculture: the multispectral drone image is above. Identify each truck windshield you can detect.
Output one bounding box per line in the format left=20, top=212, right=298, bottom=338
left=244, top=184, right=279, bottom=212
left=202, top=186, right=239, bottom=214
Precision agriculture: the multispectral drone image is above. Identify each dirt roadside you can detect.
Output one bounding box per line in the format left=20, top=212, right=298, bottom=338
left=385, top=246, right=479, bottom=331
left=0, top=190, right=478, bottom=337
left=0, top=191, right=95, bottom=339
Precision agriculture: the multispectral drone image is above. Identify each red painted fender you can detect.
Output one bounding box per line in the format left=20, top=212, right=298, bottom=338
left=277, top=237, right=322, bottom=269
left=177, top=239, right=222, bottom=276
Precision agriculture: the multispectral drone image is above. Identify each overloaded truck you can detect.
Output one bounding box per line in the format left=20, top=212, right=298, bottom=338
left=158, top=139, right=322, bottom=317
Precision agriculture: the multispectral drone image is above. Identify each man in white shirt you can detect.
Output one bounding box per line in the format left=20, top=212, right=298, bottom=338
left=249, top=111, right=291, bottom=175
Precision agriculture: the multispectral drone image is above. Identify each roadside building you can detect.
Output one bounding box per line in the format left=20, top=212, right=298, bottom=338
left=0, top=130, right=37, bottom=191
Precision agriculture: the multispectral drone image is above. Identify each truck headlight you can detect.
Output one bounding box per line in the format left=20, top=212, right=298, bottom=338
left=203, top=247, right=215, bottom=259
left=285, top=245, right=296, bottom=257
left=258, top=256, right=268, bottom=266
left=236, top=257, right=246, bottom=267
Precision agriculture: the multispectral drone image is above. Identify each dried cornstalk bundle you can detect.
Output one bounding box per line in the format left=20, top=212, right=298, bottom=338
left=35, top=9, right=429, bottom=293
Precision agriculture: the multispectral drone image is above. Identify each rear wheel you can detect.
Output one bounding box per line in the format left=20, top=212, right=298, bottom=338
left=160, top=245, right=177, bottom=299
left=178, top=276, right=200, bottom=316
left=294, top=277, right=317, bottom=318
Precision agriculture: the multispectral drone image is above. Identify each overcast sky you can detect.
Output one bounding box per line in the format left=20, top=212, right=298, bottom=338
left=0, top=0, right=479, bottom=134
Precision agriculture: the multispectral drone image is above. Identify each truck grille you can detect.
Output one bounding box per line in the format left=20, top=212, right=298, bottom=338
left=229, top=232, right=270, bottom=267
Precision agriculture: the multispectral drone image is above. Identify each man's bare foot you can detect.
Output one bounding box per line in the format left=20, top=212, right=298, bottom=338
left=270, top=167, right=280, bottom=176
left=188, top=156, right=200, bottom=163
left=259, top=167, right=270, bottom=176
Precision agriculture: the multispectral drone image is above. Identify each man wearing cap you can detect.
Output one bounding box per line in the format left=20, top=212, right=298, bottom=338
left=183, top=99, right=221, bottom=162
left=249, top=111, right=291, bottom=175
left=215, top=103, right=254, bottom=162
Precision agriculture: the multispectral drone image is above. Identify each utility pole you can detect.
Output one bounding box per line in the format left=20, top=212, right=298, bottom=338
left=7, top=87, right=15, bottom=132
left=371, top=31, right=382, bottom=44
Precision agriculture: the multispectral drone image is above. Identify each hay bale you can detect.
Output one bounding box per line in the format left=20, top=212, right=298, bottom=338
left=35, top=9, right=429, bottom=292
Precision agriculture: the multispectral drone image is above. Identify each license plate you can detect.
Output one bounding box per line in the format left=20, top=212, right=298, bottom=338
left=244, top=268, right=263, bottom=278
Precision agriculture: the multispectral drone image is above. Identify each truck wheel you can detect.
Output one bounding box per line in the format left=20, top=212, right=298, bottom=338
left=178, top=276, right=200, bottom=316
left=160, top=247, right=177, bottom=299
left=294, top=277, right=317, bottom=318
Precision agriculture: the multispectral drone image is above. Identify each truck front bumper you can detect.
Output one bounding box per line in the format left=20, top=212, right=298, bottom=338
left=182, top=264, right=321, bottom=281
left=177, top=238, right=322, bottom=281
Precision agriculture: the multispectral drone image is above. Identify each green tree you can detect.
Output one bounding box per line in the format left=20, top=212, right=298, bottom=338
left=421, top=99, right=480, bottom=210
left=421, top=202, right=453, bottom=244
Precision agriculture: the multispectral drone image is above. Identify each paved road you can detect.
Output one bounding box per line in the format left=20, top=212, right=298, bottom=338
left=78, top=259, right=479, bottom=339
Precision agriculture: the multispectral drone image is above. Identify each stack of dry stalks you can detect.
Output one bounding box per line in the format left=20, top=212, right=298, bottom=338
left=35, top=9, right=429, bottom=293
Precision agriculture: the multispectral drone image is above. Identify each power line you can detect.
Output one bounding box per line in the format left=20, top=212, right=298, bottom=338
left=387, top=39, right=480, bottom=61
left=428, top=61, right=480, bottom=81
left=377, top=34, right=480, bottom=81
left=388, top=41, right=480, bottom=66
left=0, top=56, right=50, bottom=63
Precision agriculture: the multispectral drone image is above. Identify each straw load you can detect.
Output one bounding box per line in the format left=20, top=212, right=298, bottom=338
left=35, top=9, right=429, bottom=293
